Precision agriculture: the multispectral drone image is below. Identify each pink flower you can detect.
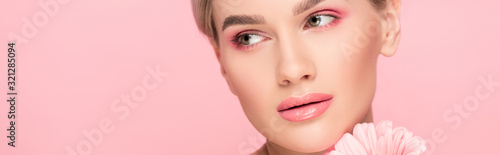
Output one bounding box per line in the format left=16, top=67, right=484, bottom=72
left=327, top=121, right=426, bottom=155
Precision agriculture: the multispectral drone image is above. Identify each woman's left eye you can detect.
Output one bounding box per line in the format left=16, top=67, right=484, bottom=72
left=305, top=14, right=337, bottom=28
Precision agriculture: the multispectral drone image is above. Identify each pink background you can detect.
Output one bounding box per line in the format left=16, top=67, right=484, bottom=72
left=1, top=0, right=499, bottom=154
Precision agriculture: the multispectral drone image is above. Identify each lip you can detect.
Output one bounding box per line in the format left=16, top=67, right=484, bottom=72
left=277, top=93, right=333, bottom=122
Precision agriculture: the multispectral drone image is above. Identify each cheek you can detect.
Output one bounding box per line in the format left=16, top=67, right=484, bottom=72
left=222, top=50, right=275, bottom=96
left=220, top=48, right=277, bottom=122
left=340, top=22, right=381, bottom=84
left=306, top=19, right=381, bottom=115
left=334, top=23, right=381, bottom=116
left=305, top=26, right=381, bottom=83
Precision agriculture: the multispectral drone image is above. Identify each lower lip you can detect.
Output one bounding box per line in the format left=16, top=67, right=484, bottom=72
left=278, top=98, right=333, bottom=122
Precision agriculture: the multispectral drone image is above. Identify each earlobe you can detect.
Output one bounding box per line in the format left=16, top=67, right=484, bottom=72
left=380, top=0, right=401, bottom=57
left=209, top=39, right=222, bottom=63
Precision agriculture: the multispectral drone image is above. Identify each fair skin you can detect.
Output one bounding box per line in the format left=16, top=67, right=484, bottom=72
left=209, top=0, right=400, bottom=154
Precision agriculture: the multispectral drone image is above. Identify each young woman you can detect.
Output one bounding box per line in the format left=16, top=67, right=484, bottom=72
left=191, top=0, right=401, bottom=154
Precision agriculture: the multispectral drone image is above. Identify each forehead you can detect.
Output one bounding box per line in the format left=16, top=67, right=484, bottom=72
left=211, top=0, right=302, bottom=23
left=213, top=0, right=311, bottom=14
left=211, top=0, right=357, bottom=15
left=211, top=0, right=359, bottom=28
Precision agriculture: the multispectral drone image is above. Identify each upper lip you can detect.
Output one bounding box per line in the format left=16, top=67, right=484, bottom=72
left=277, top=93, right=333, bottom=112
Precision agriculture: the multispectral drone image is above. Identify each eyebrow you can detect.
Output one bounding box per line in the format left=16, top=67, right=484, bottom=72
left=222, top=15, right=265, bottom=31
left=293, top=0, right=326, bottom=16
left=221, top=0, right=326, bottom=31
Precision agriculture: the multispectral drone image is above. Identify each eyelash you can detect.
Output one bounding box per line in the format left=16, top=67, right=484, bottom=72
left=231, top=32, right=266, bottom=50
left=231, top=11, right=341, bottom=50
left=304, top=13, right=340, bottom=30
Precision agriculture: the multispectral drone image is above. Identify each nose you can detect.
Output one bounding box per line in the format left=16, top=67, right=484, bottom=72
left=276, top=39, right=316, bottom=86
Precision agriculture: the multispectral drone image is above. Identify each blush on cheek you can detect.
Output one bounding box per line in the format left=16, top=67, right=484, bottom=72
left=340, top=22, right=382, bottom=65
left=227, top=69, right=265, bottom=100
left=347, top=43, right=379, bottom=80
left=334, top=12, right=383, bottom=61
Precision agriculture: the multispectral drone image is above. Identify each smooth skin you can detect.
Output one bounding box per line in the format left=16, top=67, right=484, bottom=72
left=209, top=0, right=401, bottom=154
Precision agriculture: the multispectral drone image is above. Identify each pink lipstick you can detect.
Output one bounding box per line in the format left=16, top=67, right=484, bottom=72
left=277, top=93, right=333, bottom=122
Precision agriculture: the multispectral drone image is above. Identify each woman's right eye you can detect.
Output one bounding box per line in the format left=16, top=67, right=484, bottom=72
left=234, top=33, right=266, bottom=46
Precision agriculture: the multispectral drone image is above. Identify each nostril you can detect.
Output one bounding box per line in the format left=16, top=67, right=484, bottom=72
left=302, top=75, right=310, bottom=80
left=282, top=80, right=290, bottom=86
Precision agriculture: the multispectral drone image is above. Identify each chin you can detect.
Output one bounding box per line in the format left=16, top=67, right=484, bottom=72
left=272, top=118, right=345, bottom=153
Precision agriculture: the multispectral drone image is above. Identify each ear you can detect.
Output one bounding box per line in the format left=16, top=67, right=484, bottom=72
left=209, top=39, right=226, bottom=76
left=380, top=0, right=401, bottom=57
left=209, top=39, right=238, bottom=95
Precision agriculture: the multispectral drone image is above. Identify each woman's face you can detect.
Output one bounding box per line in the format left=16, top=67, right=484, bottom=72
left=210, top=0, right=399, bottom=153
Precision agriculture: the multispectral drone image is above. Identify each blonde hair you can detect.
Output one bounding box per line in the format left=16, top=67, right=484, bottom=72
left=191, top=0, right=218, bottom=42
left=191, top=0, right=386, bottom=44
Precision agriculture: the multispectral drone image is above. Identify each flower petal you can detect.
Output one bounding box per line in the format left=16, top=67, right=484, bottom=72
left=376, top=120, right=393, bottom=138
left=328, top=151, right=346, bottom=155
left=392, top=127, right=409, bottom=155
left=402, top=137, right=427, bottom=155
left=376, top=127, right=393, bottom=155
left=326, top=121, right=426, bottom=155
left=335, top=133, right=368, bottom=155
left=353, top=123, right=377, bottom=154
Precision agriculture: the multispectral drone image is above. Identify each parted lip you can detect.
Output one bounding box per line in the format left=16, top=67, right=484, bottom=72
left=277, top=93, right=333, bottom=112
